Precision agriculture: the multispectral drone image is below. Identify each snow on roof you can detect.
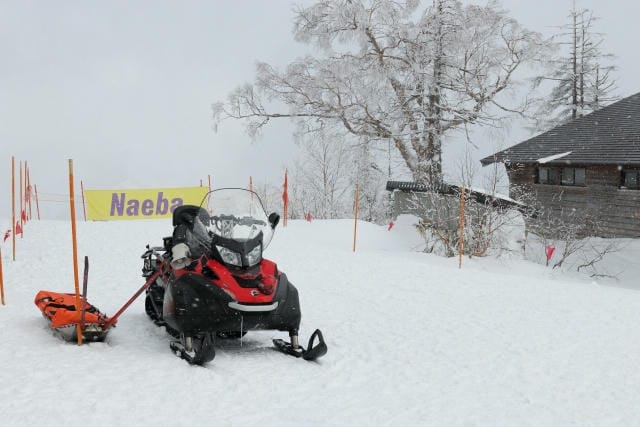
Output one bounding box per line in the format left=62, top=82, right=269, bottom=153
left=537, top=151, right=572, bottom=164
left=468, top=186, right=523, bottom=205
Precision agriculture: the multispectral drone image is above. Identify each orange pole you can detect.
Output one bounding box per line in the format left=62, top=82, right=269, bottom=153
left=28, top=163, right=32, bottom=220
left=80, top=180, right=87, bottom=221
left=25, top=163, right=31, bottom=221
left=68, top=160, right=82, bottom=344
left=11, top=157, right=15, bottom=261
left=0, top=247, right=5, bottom=305
left=208, top=175, right=211, bottom=192
left=34, top=184, right=41, bottom=220
left=353, top=183, right=359, bottom=252
left=19, top=161, right=23, bottom=238
left=458, top=184, right=465, bottom=269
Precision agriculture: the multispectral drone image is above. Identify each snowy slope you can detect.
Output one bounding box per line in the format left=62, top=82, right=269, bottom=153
left=2, top=218, right=640, bottom=426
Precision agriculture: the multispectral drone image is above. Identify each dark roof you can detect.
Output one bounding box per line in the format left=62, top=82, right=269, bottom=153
left=480, top=92, right=640, bottom=166
left=386, top=181, right=535, bottom=216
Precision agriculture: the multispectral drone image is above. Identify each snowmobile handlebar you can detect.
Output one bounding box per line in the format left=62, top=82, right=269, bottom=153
left=210, top=214, right=267, bottom=228
left=140, top=246, right=165, bottom=259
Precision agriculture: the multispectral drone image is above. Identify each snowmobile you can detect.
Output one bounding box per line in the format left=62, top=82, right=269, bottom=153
left=141, top=188, right=327, bottom=365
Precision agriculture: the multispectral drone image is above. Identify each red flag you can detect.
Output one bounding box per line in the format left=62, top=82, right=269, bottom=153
left=388, top=221, right=395, bottom=231
left=15, top=221, right=22, bottom=236
left=306, top=212, right=312, bottom=222
left=3, top=229, right=10, bottom=242
left=282, top=169, right=289, bottom=227
left=545, top=245, right=555, bottom=261
left=21, top=210, right=26, bottom=222
left=545, top=245, right=555, bottom=266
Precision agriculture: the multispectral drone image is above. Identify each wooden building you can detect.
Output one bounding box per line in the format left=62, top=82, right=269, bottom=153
left=386, top=181, right=532, bottom=256
left=480, top=92, right=640, bottom=238
left=386, top=181, right=535, bottom=221
left=386, top=180, right=530, bottom=228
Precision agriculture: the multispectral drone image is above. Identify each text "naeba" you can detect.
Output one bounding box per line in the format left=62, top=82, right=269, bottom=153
left=110, top=192, right=183, bottom=217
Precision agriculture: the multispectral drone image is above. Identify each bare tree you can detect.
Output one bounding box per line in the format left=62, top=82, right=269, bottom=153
left=533, top=2, right=618, bottom=129
left=460, top=157, right=525, bottom=257
left=352, top=143, right=387, bottom=223
left=291, top=128, right=353, bottom=219
left=252, top=180, right=282, bottom=215
left=213, top=0, right=548, bottom=187
left=576, top=241, right=622, bottom=279
left=411, top=190, right=460, bottom=257
left=407, top=161, right=526, bottom=259
left=523, top=208, right=622, bottom=279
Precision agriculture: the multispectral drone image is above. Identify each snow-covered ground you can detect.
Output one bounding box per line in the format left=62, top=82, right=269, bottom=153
left=2, top=216, right=640, bottom=426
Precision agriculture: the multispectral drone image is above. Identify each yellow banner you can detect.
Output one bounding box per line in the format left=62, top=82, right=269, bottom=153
left=85, top=186, right=208, bottom=221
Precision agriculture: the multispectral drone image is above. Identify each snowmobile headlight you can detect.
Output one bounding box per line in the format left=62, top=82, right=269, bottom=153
left=216, top=246, right=242, bottom=267
left=245, top=244, right=262, bottom=267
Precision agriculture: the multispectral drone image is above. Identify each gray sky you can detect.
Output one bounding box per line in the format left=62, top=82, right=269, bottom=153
left=2, top=0, right=639, bottom=219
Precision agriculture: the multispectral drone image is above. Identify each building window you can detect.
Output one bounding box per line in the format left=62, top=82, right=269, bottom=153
left=622, top=169, right=640, bottom=189
left=538, top=167, right=585, bottom=186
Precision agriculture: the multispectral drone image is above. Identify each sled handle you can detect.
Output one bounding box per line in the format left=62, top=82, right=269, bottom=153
left=80, top=256, right=89, bottom=332
left=103, top=270, right=160, bottom=330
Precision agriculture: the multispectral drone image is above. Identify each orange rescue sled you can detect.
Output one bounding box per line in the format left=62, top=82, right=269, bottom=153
left=35, top=290, right=115, bottom=342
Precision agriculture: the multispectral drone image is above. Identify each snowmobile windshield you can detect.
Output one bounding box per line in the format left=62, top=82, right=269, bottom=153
left=201, top=188, right=274, bottom=249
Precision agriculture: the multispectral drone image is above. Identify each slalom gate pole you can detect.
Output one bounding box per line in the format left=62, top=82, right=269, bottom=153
left=19, top=161, right=23, bottom=238
left=458, top=184, right=465, bottom=269
left=34, top=184, right=41, bottom=220
left=0, top=247, right=5, bottom=305
left=68, top=160, right=83, bottom=345
left=22, top=162, right=25, bottom=220
left=249, top=176, right=254, bottom=215
left=102, top=270, right=160, bottom=330
left=11, top=157, right=15, bottom=261
left=26, top=163, right=32, bottom=221
left=353, top=183, right=359, bottom=252
left=80, top=180, right=87, bottom=221
left=208, top=174, right=211, bottom=192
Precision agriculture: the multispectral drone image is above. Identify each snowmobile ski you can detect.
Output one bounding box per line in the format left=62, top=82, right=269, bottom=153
left=169, top=332, right=216, bottom=365
left=273, top=329, right=327, bottom=361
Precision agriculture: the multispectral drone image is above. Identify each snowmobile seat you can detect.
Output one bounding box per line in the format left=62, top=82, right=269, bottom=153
left=172, top=205, right=210, bottom=228
left=171, top=205, right=211, bottom=265
left=162, top=235, right=174, bottom=253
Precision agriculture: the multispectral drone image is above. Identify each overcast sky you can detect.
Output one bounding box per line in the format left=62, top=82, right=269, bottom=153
left=1, top=0, right=639, bottom=219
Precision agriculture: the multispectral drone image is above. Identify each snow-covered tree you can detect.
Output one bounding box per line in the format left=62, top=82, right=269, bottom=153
left=252, top=180, right=282, bottom=215
left=213, top=0, right=547, bottom=187
left=291, top=127, right=353, bottom=219
left=533, top=2, right=617, bottom=129
left=352, top=143, right=387, bottom=222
